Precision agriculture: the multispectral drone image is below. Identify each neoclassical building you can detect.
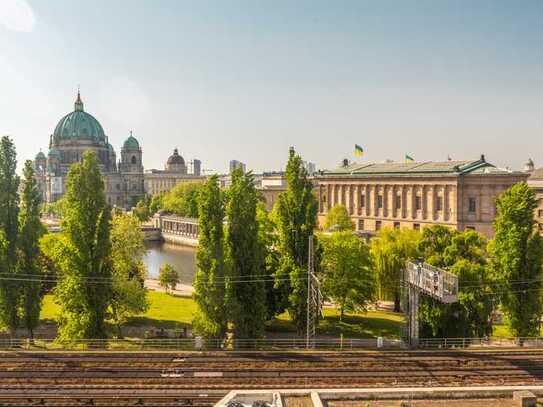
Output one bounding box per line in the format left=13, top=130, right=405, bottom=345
left=316, top=156, right=528, bottom=238
left=34, top=93, right=202, bottom=208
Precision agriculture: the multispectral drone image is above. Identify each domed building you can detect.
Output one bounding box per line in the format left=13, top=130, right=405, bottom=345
left=34, top=92, right=145, bottom=209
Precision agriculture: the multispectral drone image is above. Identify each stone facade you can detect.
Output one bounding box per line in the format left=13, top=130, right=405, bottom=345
left=316, top=156, right=527, bottom=238
left=144, top=148, right=206, bottom=195
left=34, top=93, right=203, bottom=208
left=527, top=164, right=543, bottom=233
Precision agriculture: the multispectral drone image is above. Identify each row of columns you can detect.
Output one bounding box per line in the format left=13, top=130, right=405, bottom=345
left=321, top=183, right=457, bottom=222
left=161, top=219, right=199, bottom=238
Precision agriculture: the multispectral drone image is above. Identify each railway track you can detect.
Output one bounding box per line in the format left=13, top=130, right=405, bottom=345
left=0, top=350, right=543, bottom=406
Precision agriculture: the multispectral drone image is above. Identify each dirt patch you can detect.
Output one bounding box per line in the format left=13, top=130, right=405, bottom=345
left=283, top=396, right=315, bottom=407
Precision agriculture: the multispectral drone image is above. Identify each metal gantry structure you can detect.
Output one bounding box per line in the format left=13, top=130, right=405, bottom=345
left=402, top=261, right=459, bottom=347
left=306, top=235, right=323, bottom=348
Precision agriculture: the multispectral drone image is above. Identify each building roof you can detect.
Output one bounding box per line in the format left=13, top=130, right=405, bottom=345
left=52, top=92, right=106, bottom=145
left=167, top=148, right=185, bottom=165
left=319, top=156, right=520, bottom=178
left=35, top=151, right=46, bottom=160
left=123, top=132, right=140, bottom=150
left=529, top=167, right=543, bottom=180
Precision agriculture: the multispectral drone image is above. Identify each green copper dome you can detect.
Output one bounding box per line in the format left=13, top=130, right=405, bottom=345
left=35, top=151, right=46, bottom=160
left=123, top=132, right=140, bottom=150
left=53, top=92, right=106, bottom=144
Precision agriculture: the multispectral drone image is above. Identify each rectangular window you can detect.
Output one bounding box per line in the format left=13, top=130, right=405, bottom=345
left=360, top=194, right=365, bottom=207
left=375, top=220, right=382, bottom=231
left=538, top=209, right=543, bottom=218
left=393, top=222, right=400, bottom=229
left=465, top=226, right=476, bottom=231
left=377, top=195, right=383, bottom=209
left=413, top=223, right=420, bottom=231
left=395, top=194, right=402, bottom=209
left=468, top=197, right=476, bottom=213
left=358, top=219, right=364, bottom=231
left=415, top=196, right=422, bottom=211
left=436, top=196, right=443, bottom=211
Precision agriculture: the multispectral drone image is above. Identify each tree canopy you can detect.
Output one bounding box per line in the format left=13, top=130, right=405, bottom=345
left=162, top=182, right=203, bottom=218
left=274, top=147, right=318, bottom=334
left=321, top=231, right=375, bottom=319
left=489, top=182, right=543, bottom=337
left=323, top=205, right=354, bottom=231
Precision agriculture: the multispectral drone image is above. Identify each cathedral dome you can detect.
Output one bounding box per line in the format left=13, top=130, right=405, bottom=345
left=123, top=132, right=140, bottom=150
left=167, top=148, right=185, bottom=165
left=52, top=92, right=106, bottom=145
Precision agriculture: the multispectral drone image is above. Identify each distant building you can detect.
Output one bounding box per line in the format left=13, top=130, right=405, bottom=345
left=144, top=149, right=205, bottom=195
left=303, top=161, right=317, bottom=175
left=527, top=160, right=543, bottom=233
left=316, top=156, right=528, bottom=238
left=229, top=160, right=246, bottom=174
left=33, top=93, right=205, bottom=207
left=33, top=92, right=144, bottom=208
left=193, top=159, right=202, bottom=176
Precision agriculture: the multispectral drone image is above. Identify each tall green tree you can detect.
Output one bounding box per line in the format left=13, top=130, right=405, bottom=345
left=323, top=205, right=354, bottom=231
left=193, top=175, right=228, bottom=339
left=417, top=226, right=494, bottom=338
left=370, top=228, right=419, bottom=312
left=109, top=213, right=148, bottom=337
left=275, top=147, right=318, bottom=334
left=226, top=169, right=266, bottom=339
left=257, top=203, right=282, bottom=320
left=489, top=182, right=543, bottom=337
left=54, top=151, right=113, bottom=340
left=321, top=231, right=375, bottom=320
left=18, top=161, right=46, bottom=338
left=0, top=136, right=20, bottom=334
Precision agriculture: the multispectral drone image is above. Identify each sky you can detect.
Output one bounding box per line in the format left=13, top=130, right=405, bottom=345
left=0, top=0, right=542, bottom=173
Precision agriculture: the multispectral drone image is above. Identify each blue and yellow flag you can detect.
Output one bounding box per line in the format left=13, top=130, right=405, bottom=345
left=354, top=144, right=364, bottom=157
left=405, top=154, right=414, bottom=162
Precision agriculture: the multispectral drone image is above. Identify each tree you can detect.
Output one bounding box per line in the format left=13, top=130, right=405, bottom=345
left=489, top=182, right=543, bottom=337
left=0, top=136, right=20, bottom=334
left=158, top=264, right=179, bottom=293
left=133, top=199, right=150, bottom=222
left=323, top=205, right=354, bottom=231
left=370, top=228, right=419, bottom=312
left=162, top=182, right=203, bottom=218
left=275, top=147, right=318, bottom=334
left=53, top=151, right=113, bottom=340
left=257, top=203, right=283, bottom=320
left=193, top=175, right=228, bottom=339
left=149, top=193, right=164, bottom=215
left=417, top=226, right=494, bottom=338
left=321, top=232, right=375, bottom=320
left=109, top=213, right=148, bottom=337
left=226, top=169, right=266, bottom=339
left=18, top=161, right=46, bottom=338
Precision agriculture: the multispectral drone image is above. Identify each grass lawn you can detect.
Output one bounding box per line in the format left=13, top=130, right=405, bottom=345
left=267, top=308, right=404, bottom=339
left=40, top=292, right=404, bottom=339
left=41, top=291, right=197, bottom=330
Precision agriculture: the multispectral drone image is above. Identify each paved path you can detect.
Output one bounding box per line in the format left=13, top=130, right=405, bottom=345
left=144, top=278, right=194, bottom=296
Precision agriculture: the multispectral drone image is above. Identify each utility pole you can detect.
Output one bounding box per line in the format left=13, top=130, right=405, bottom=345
left=306, top=235, right=322, bottom=349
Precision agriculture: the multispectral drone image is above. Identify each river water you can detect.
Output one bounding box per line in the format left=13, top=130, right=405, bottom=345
left=143, top=241, right=197, bottom=285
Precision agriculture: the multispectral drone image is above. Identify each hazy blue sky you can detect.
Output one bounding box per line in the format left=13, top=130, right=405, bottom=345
left=1, top=0, right=542, bottom=173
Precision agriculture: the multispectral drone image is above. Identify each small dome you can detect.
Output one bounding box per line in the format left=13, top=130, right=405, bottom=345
left=167, top=148, right=185, bottom=165
left=123, top=132, right=140, bottom=150
left=35, top=151, right=46, bottom=161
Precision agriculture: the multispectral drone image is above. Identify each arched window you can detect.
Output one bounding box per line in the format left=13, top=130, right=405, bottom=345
left=131, top=156, right=137, bottom=165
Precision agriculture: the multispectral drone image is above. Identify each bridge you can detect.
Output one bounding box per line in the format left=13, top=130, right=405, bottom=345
left=151, top=213, right=199, bottom=246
